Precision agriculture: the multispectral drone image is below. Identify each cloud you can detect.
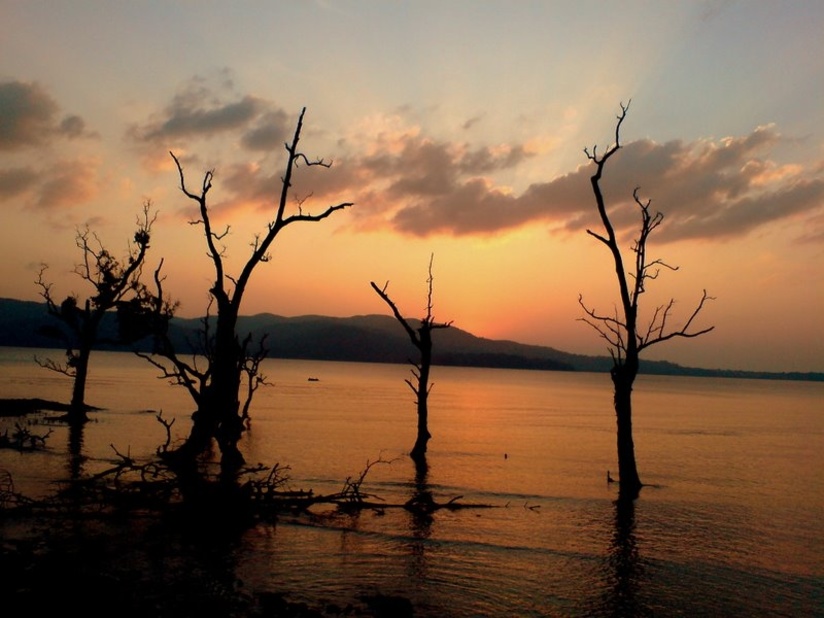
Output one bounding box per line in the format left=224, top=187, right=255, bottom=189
left=34, top=158, right=101, bottom=209
left=137, top=88, right=824, bottom=244
left=202, top=123, right=538, bottom=229
left=462, top=114, right=485, bottom=131
left=138, top=94, right=263, bottom=141
left=240, top=110, right=291, bottom=151
left=0, top=80, right=92, bottom=150
left=556, top=126, right=824, bottom=243
left=0, top=159, right=100, bottom=210
left=344, top=123, right=824, bottom=242
left=0, top=167, right=39, bottom=200
left=58, top=115, right=93, bottom=139
left=128, top=76, right=292, bottom=152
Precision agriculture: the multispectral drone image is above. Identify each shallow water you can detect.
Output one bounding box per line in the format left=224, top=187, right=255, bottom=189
left=1, top=348, right=822, bottom=616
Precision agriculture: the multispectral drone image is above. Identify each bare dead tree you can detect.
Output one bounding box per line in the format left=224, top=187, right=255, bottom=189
left=371, top=254, right=452, bottom=462
left=579, top=102, right=714, bottom=499
left=240, top=334, right=271, bottom=429
left=137, top=262, right=269, bottom=450
left=152, top=107, right=352, bottom=471
left=34, top=203, right=158, bottom=424
left=135, top=261, right=206, bottom=410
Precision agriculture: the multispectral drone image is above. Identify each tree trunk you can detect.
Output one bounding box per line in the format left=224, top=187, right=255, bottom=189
left=611, top=363, right=642, bottom=499
left=212, top=306, right=245, bottom=469
left=411, top=337, right=433, bottom=461
left=179, top=300, right=245, bottom=469
left=68, top=343, right=91, bottom=424
left=411, top=396, right=431, bottom=461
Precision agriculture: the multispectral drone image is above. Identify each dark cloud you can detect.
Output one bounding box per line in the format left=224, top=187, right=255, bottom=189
left=392, top=178, right=521, bottom=234
left=661, top=177, right=824, bottom=241
left=462, top=114, right=484, bottom=131
left=58, top=115, right=92, bottom=139
left=360, top=137, right=534, bottom=200
left=220, top=162, right=284, bottom=208
left=240, top=110, right=291, bottom=151
left=129, top=77, right=291, bottom=151
left=0, top=80, right=57, bottom=149
left=0, top=167, right=39, bottom=200
left=0, top=80, right=91, bottom=150
left=216, top=155, right=357, bottom=217
left=357, top=124, right=824, bottom=243
left=135, top=95, right=263, bottom=142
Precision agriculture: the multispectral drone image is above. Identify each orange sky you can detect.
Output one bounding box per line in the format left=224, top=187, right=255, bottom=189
left=1, top=2, right=822, bottom=373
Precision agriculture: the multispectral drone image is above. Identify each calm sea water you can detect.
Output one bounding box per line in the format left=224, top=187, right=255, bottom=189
left=1, top=348, right=822, bottom=616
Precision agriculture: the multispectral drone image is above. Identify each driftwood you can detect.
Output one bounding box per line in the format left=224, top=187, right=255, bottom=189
left=243, top=456, right=497, bottom=516
left=0, top=424, right=52, bottom=451
left=1, top=449, right=499, bottom=523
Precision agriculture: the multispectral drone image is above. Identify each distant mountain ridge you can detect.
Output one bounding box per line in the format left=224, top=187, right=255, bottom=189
left=1, top=298, right=821, bottom=381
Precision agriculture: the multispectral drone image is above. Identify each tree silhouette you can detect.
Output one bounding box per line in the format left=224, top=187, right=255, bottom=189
left=371, top=255, right=452, bottom=462
left=34, top=203, right=157, bottom=424
left=579, top=103, right=714, bottom=499
left=154, top=108, right=351, bottom=470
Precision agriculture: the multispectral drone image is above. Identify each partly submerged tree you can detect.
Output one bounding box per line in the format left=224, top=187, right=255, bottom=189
left=371, top=255, right=452, bottom=463
left=138, top=270, right=268, bottom=441
left=152, top=107, right=351, bottom=470
left=579, top=102, right=714, bottom=499
left=34, top=203, right=157, bottom=424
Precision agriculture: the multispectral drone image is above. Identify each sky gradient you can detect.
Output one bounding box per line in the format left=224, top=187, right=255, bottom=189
left=1, top=1, right=822, bottom=373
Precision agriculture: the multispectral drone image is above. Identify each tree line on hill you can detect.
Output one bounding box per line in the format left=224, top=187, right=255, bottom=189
left=1, top=297, right=819, bottom=381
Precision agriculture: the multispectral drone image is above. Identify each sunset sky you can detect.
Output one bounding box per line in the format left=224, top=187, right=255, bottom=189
left=1, top=1, right=822, bottom=373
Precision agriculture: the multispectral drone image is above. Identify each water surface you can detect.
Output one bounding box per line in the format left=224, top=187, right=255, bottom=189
left=1, top=348, right=821, bottom=616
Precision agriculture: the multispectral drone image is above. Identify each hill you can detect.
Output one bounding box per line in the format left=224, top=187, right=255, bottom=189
left=1, top=298, right=821, bottom=381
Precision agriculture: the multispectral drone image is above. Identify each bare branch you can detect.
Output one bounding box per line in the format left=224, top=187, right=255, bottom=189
left=577, top=295, right=626, bottom=352
left=240, top=334, right=271, bottom=427
left=294, top=153, right=333, bottom=168
left=422, top=253, right=453, bottom=330
left=370, top=280, right=419, bottom=345
left=155, top=410, right=175, bottom=455
left=580, top=101, right=714, bottom=410
left=280, top=201, right=353, bottom=227
left=638, top=290, right=715, bottom=352
left=585, top=229, right=611, bottom=246
left=170, top=151, right=225, bottom=291
left=34, top=354, right=77, bottom=377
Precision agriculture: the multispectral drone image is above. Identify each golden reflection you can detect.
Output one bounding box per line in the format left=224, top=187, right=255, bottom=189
left=404, top=457, right=433, bottom=582
left=599, top=497, right=649, bottom=617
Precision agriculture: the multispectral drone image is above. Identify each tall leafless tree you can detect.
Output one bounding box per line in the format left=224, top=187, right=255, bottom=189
left=371, top=255, right=452, bottom=463
left=579, top=102, right=714, bottom=499
left=153, top=108, right=351, bottom=470
left=34, top=203, right=157, bottom=424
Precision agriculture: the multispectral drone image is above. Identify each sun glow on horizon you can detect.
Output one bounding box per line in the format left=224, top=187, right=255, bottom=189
left=1, top=2, right=822, bottom=372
